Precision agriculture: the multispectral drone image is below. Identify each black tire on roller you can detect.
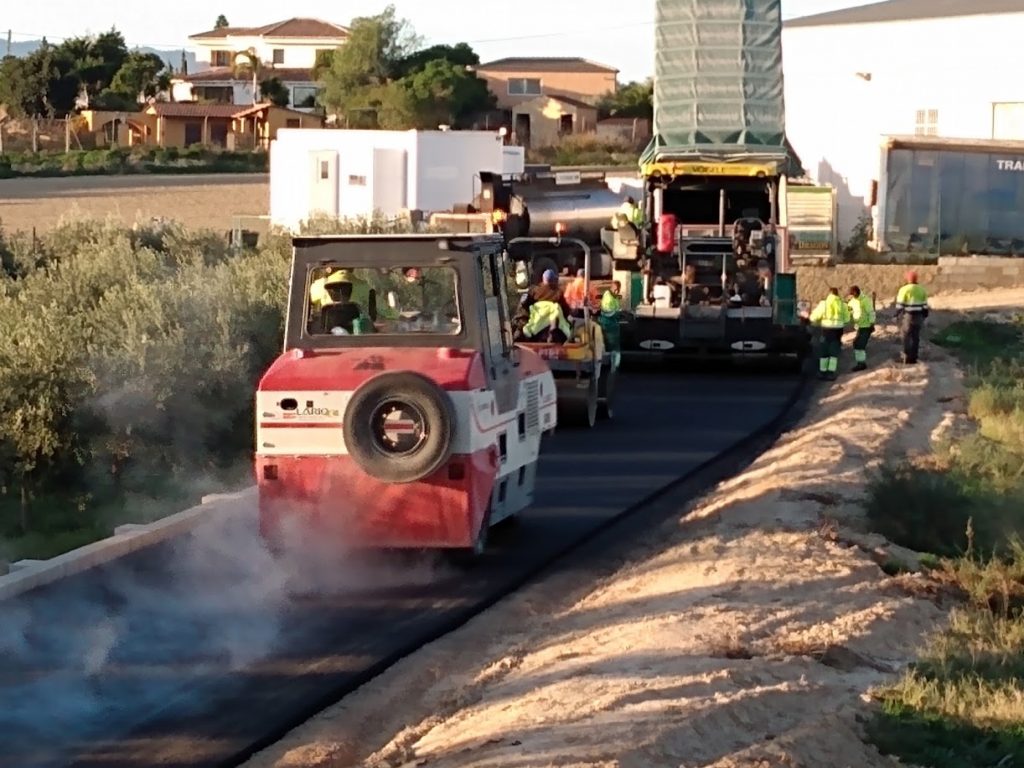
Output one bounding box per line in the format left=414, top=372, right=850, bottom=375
left=343, top=372, right=455, bottom=484
left=597, top=361, right=617, bottom=420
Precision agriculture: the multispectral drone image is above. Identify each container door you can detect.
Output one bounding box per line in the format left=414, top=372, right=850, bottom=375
left=772, top=273, right=797, bottom=326
left=371, top=148, right=407, bottom=216
left=309, top=150, right=339, bottom=218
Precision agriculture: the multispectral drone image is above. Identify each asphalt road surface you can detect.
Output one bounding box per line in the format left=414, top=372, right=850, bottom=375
left=0, top=367, right=802, bottom=768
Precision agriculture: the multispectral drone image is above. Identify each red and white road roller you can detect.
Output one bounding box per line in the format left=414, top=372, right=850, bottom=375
left=255, top=234, right=557, bottom=558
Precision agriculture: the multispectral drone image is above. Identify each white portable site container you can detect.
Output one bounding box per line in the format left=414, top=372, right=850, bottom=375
left=268, top=128, right=525, bottom=231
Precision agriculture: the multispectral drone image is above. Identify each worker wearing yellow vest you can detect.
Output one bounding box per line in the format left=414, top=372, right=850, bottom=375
left=522, top=299, right=572, bottom=343
left=598, top=280, right=623, bottom=368
left=610, top=196, right=642, bottom=231
left=846, top=285, right=876, bottom=372
left=809, top=287, right=851, bottom=380
left=310, top=268, right=357, bottom=309
left=895, top=270, right=929, bottom=364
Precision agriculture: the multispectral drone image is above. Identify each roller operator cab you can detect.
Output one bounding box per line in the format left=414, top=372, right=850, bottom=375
left=255, top=234, right=558, bottom=559
left=608, top=163, right=812, bottom=364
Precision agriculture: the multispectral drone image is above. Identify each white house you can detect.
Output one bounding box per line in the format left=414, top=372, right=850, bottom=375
left=181, top=17, right=349, bottom=109
left=782, top=0, right=1024, bottom=244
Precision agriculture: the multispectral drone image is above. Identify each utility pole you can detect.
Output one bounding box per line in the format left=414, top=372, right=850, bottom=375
left=6, top=30, right=11, bottom=57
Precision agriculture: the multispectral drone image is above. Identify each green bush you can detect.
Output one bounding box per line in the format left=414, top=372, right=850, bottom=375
left=0, top=219, right=290, bottom=559
left=0, top=147, right=269, bottom=178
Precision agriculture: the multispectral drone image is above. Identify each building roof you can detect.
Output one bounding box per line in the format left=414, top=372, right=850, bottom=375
left=185, top=67, right=318, bottom=84
left=543, top=93, right=599, bottom=110
left=146, top=102, right=305, bottom=119
left=785, top=0, right=1023, bottom=28
left=476, top=57, right=618, bottom=74
left=190, top=17, right=349, bottom=40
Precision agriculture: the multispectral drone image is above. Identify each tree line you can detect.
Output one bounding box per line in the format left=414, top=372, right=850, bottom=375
left=0, top=5, right=652, bottom=133
left=0, top=29, right=173, bottom=117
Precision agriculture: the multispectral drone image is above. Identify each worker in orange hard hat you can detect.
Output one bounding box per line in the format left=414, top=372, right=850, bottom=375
left=895, top=269, right=929, bottom=364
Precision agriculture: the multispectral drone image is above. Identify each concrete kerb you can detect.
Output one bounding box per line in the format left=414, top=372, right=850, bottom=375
left=0, top=486, right=258, bottom=602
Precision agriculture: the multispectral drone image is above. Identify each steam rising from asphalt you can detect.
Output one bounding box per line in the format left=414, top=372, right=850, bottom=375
left=0, top=494, right=450, bottom=767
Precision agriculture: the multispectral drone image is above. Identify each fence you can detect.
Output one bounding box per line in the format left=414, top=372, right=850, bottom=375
left=0, top=116, right=95, bottom=154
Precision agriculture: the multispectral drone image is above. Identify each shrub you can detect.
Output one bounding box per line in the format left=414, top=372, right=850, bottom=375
left=0, top=219, right=290, bottom=556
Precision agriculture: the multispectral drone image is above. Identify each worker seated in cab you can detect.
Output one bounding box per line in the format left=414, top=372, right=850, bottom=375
left=320, top=279, right=363, bottom=334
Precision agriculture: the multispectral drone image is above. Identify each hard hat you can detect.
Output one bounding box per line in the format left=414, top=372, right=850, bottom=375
left=325, top=269, right=354, bottom=285
left=542, top=268, right=558, bottom=284
left=905, top=270, right=918, bottom=283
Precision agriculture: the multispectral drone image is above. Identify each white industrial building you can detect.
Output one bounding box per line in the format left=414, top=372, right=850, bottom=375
left=782, top=0, right=1024, bottom=246
left=269, top=129, right=526, bottom=231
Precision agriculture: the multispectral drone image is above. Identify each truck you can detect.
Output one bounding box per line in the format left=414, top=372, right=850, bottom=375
left=429, top=165, right=639, bottom=281
left=606, top=0, right=813, bottom=365
left=874, top=135, right=1024, bottom=256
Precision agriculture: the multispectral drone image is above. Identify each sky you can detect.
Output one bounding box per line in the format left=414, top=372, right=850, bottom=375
left=2, top=0, right=874, bottom=82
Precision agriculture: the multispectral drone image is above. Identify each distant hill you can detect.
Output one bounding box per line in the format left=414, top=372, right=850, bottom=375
left=4, top=40, right=199, bottom=73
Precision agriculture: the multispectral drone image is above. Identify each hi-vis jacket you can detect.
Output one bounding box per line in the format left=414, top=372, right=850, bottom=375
left=895, top=283, right=929, bottom=315
left=848, top=294, right=876, bottom=328
left=523, top=300, right=572, bottom=339
left=809, top=294, right=851, bottom=329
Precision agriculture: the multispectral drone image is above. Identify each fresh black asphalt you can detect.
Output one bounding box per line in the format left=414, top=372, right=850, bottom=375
left=0, top=368, right=803, bottom=768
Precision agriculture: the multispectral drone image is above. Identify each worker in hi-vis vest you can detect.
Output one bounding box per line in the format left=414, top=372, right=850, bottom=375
left=809, top=287, right=851, bottom=381
left=894, top=270, right=929, bottom=365
left=846, top=285, right=876, bottom=372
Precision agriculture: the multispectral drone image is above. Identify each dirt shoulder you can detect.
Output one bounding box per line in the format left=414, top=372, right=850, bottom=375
left=244, top=316, right=976, bottom=768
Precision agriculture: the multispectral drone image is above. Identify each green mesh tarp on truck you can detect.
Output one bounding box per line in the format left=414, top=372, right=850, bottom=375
left=640, top=0, right=801, bottom=175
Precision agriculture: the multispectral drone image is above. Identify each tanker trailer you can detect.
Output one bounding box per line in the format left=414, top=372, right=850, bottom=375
left=429, top=167, right=635, bottom=281
left=507, top=176, right=622, bottom=281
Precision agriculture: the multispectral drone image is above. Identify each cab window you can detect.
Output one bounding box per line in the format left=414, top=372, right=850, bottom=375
left=305, top=265, right=460, bottom=337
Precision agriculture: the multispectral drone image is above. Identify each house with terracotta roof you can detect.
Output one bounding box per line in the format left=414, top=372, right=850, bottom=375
left=82, top=102, right=323, bottom=150
left=472, top=57, right=619, bottom=110
left=179, top=17, right=349, bottom=109
left=511, top=94, right=600, bottom=148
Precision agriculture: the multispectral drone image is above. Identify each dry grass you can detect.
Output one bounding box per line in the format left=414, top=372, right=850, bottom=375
left=866, top=319, right=1024, bottom=767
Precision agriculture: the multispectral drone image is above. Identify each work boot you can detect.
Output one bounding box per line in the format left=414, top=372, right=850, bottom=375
left=852, top=362, right=867, bottom=372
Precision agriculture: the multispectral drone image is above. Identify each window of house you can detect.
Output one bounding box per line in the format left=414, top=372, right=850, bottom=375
left=292, top=86, right=321, bottom=108
left=272, top=48, right=285, bottom=65
left=915, top=109, right=939, bottom=136
left=211, top=50, right=231, bottom=67
left=507, top=78, right=542, bottom=96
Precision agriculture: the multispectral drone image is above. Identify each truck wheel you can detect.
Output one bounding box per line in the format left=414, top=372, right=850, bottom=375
left=448, top=504, right=492, bottom=567
left=559, top=376, right=598, bottom=428
left=597, top=362, right=617, bottom=420
left=344, top=372, right=455, bottom=484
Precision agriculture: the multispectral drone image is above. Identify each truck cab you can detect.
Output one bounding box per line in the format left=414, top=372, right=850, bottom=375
left=255, top=234, right=557, bottom=558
